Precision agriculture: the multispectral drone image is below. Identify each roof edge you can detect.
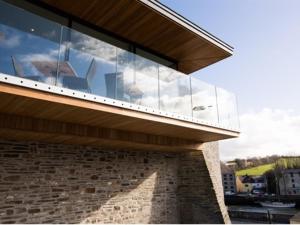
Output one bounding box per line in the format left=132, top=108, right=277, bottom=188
left=139, top=0, right=233, bottom=55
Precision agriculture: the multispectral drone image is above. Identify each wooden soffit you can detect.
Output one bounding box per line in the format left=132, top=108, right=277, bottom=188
left=0, top=83, right=238, bottom=151
left=39, top=0, right=233, bottom=74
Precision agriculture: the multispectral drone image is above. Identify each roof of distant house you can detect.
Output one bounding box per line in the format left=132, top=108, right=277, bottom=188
left=221, top=163, right=235, bottom=174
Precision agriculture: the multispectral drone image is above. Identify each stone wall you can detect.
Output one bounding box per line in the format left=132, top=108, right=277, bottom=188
left=178, top=143, right=230, bottom=224
left=0, top=139, right=228, bottom=224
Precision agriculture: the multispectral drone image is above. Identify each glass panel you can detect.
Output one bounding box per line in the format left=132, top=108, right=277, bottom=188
left=59, top=27, right=117, bottom=95
left=159, top=65, right=192, bottom=117
left=116, top=49, right=159, bottom=108
left=0, top=0, right=61, bottom=85
left=72, top=22, right=130, bottom=51
left=191, top=77, right=218, bottom=124
left=0, top=1, right=240, bottom=130
left=216, top=87, right=239, bottom=129
left=115, top=48, right=135, bottom=102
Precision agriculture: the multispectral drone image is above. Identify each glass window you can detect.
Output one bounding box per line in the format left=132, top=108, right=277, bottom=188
left=0, top=0, right=61, bottom=84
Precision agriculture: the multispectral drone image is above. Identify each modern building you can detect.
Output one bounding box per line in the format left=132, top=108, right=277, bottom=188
left=0, top=0, right=239, bottom=223
left=221, top=163, right=237, bottom=194
left=279, top=169, right=300, bottom=196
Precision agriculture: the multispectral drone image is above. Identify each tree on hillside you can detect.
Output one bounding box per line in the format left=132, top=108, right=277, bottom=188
left=234, top=158, right=246, bottom=169
left=264, top=170, right=276, bottom=194
left=273, top=159, right=286, bottom=197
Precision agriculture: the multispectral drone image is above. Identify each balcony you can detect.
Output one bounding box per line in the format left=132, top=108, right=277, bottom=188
left=0, top=1, right=239, bottom=150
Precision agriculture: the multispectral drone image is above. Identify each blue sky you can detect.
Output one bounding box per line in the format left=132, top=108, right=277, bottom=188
left=161, top=0, right=300, bottom=160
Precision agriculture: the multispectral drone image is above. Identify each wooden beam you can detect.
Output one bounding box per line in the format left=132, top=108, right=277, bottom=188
left=0, top=113, right=203, bottom=152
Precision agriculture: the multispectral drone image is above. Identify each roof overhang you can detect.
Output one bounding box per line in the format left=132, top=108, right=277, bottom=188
left=0, top=82, right=239, bottom=151
left=37, top=0, right=233, bottom=74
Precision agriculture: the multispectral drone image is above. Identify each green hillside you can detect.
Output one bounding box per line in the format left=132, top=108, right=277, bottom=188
left=236, top=163, right=274, bottom=176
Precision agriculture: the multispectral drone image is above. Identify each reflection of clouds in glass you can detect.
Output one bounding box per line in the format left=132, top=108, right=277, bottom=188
left=65, top=31, right=117, bottom=62
left=42, top=30, right=58, bottom=39
left=16, top=48, right=60, bottom=77
left=160, top=94, right=191, bottom=116
left=193, top=89, right=216, bottom=120
left=191, top=78, right=218, bottom=122
left=20, top=49, right=59, bottom=63
left=0, top=34, right=20, bottom=48
left=67, top=42, right=116, bottom=66
left=217, top=87, right=238, bottom=128
left=159, top=65, right=180, bottom=82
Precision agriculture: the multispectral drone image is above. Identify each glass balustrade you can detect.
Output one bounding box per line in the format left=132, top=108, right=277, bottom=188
left=191, top=77, right=219, bottom=124
left=0, top=0, right=239, bottom=130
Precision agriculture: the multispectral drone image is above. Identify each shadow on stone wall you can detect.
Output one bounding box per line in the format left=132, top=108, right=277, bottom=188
left=0, top=140, right=180, bottom=224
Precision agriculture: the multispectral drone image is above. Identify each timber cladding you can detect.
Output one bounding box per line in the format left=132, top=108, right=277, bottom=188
left=0, top=83, right=239, bottom=144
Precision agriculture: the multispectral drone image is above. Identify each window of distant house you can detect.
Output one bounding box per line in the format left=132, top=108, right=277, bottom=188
left=225, top=186, right=228, bottom=189
left=230, top=178, right=233, bottom=181
left=245, top=184, right=249, bottom=187
left=293, top=190, right=296, bottom=194
left=229, top=174, right=233, bottom=177
left=290, top=173, right=294, bottom=177
left=230, top=186, right=234, bottom=189
left=224, top=177, right=227, bottom=180
left=224, top=182, right=228, bottom=185
left=292, top=179, right=295, bottom=183
left=292, top=184, right=296, bottom=188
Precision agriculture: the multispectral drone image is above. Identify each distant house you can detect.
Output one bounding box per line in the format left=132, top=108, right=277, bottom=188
left=239, top=175, right=266, bottom=193
left=221, top=164, right=237, bottom=194
left=279, top=169, right=300, bottom=196
left=225, top=161, right=237, bottom=169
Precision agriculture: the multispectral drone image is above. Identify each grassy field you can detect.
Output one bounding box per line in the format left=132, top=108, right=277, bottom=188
left=236, top=163, right=274, bottom=176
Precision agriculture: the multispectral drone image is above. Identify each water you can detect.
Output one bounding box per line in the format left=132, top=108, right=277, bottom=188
left=228, top=205, right=300, bottom=215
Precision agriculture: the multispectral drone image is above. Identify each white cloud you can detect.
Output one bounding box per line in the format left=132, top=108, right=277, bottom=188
left=220, top=108, right=300, bottom=161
